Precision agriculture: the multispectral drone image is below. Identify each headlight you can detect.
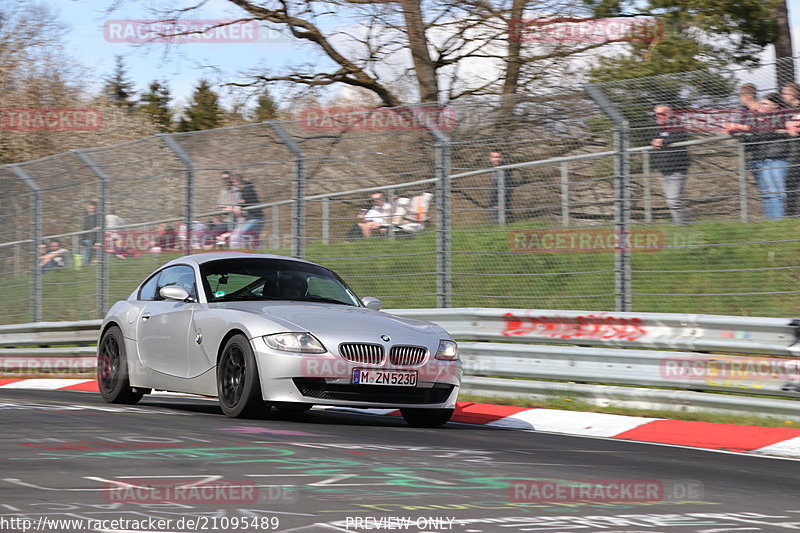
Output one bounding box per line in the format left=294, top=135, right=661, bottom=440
left=264, top=333, right=326, bottom=354
left=434, top=340, right=459, bottom=361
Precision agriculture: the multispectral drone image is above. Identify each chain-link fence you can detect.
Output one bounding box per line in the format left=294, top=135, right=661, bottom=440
left=2, top=57, right=800, bottom=323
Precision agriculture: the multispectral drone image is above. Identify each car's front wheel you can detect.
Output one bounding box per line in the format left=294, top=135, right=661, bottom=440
left=400, top=408, right=454, bottom=428
left=97, top=326, right=143, bottom=404
left=217, top=334, right=264, bottom=418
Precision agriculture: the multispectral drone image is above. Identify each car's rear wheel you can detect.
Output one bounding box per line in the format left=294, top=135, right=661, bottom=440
left=217, top=334, right=264, bottom=418
left=97, top=326, right=143, bottom=404
left=400, top=407, right=454, bottom=428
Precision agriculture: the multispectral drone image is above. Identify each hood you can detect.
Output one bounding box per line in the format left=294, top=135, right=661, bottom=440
left=216, top=301, right=439, bottom=338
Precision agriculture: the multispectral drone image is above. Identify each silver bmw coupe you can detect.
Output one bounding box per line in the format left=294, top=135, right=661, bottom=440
left=97, top=252, right=462, bottom=427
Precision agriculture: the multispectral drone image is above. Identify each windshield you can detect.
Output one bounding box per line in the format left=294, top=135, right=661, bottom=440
left=199, top=258, right=362, bottom=307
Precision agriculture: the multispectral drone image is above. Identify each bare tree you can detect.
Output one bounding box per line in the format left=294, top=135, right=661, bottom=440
left=141, top=0, right=640, bottom=106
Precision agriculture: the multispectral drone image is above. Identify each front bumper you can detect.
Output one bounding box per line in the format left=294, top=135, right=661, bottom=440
left=252, top=341, right=462, bottom=409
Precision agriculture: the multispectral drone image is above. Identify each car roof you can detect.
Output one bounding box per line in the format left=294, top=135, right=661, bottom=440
left=161, top=252, right=318, bottom=269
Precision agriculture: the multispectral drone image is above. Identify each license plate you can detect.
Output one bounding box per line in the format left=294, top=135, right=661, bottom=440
left=352, top=368, right=417, bottom=386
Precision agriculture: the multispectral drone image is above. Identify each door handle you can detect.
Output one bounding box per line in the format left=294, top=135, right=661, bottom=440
left=141, top=314, right=151, bottom=321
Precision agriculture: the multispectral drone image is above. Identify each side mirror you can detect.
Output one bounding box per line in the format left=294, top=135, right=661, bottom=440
left=160, top=285, right=192, bottom=302
left=361, top=297, right=382, bottom=311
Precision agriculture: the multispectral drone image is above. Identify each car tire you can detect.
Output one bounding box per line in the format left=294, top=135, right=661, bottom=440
left=400, top=407, right=454, bottom=428
left=97, top=326, right=144, bottom=404
left=217, top=334, right=264, bottom=418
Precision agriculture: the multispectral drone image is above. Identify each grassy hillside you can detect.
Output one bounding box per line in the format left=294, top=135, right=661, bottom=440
left=4, top=217, right=799, bottom=323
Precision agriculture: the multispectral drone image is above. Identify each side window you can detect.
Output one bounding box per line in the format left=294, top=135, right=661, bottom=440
left=154, top=266, right=197, bottom=301
left=138, top=273, right=160, bottom=301
left=307, top=277, right=350, bottom=301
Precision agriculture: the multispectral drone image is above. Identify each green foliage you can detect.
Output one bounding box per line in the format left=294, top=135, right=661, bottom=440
left=253, top=88, right=278, bottom=121
left=179, top=79, right=223, bottom=132
left=138, top=81, right=173, bottom=133
left=103, top=55, right=136, bottom=108
left=586, top=0, right=779, bottom=83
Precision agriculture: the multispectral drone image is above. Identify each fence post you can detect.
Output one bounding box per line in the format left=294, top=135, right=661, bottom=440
left=160, top=134, right=195, bottom=254
left=9, top=165, right=41, bottom=322
left=387, top=187, right=396, bottom=238
left=497, top=162, right=506, bottom=225
left=75, top=150, right=109, bottom=316
left=739, top=143, right=748, bottom=222
left=560, top=162, right=569, bottom=227
left=14, top=243, right=20, bottom=278
left=322, top=198, right=330, bottom=245
left=584, top=83, right=631, bottom=312
left=267, top=122, right=305, bottom=259
left=642, top=151, right=652, bottom=224
left=429, top=129, right=452, bottom=308
left=272, top=205, right=280, bottom=249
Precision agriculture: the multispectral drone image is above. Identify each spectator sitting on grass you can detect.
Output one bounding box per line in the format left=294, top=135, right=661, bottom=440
left=358, top=192, right=391, bottom=238
left=39, top=239, right=71, bottom=272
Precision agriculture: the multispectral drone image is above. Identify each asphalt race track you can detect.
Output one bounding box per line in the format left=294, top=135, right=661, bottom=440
left=1, top=389, right=799, bottom=533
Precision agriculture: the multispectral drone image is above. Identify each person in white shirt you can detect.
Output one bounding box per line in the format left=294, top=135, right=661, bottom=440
left=358, top=192, right=391, bottom=238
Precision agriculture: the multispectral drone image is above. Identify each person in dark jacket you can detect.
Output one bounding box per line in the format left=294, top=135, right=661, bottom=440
left=651, top=105, right=691, bottom=225
left=230, top=174, right=265, bottom=248
left=729, top=94, right=791, bottom=220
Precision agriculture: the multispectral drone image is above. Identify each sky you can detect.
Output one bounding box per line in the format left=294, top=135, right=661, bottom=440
left=42, top=0, right=800, bottom=108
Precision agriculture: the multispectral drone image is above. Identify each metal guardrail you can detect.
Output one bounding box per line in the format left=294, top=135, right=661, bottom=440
left=1, top=311, right=798, bottom=419
left=389, top=308, right=800, bottom=356
left=0, top=320, right=100, bottom=376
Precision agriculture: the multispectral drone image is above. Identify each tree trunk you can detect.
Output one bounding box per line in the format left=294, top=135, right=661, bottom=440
left=499, top=0, right=525, bottom=119
left=774, top=0, right=795, bottom=88
left=399, top=0, right=439, bottom=103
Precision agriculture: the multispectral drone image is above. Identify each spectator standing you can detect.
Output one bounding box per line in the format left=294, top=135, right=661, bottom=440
left=105, top=206, right=126, bottom=229
left=357, top=192, right=391, bottom=238
left=726, top=84, right=762, bottom=187
left=781, top=83, right=800, bottom=216
left=218, top=171, right=240, bottom=231
left=80, top=201, right=100, bottom=266
left=489, top=150, right=513, bottom=224
left=230, top=174, right=264, bottom=248
left=781, top=83, right=800, bottom=109
left=735, top=94, right=791, bottom=221
left=739, top=83, right=761, bottom=112
left=651, top=105, right=691, bottom=225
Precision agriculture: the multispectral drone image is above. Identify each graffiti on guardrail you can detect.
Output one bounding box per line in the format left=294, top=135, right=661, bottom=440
left=501, top=312, right=647, bottom=341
